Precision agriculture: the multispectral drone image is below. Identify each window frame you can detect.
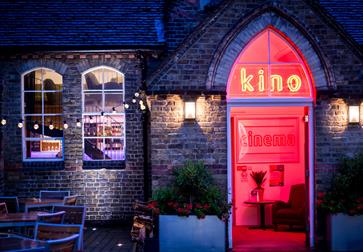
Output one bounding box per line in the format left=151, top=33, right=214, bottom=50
left=21, top=67, right=64, bottom=162
left=81, top=66, right=126, bottom=162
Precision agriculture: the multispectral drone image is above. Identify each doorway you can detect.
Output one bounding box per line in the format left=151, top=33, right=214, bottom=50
left=230, top=106, right=310, bottom=251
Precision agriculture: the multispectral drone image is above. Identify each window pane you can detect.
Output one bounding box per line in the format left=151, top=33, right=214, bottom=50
left=24, top=70, right=42, bottom=91
left=25, top=140, right=62, bottom=159
left=104, top=138, right=124, bottom=160
left=238, top=30, right=268, bottom=63
left=104, top=115, right=124, bottom=137
left=104, top=69, right=124, bottom=90
left=84, top=138, right=104, bottom=160
left=44, top=116, right=63, bottom=137
left=269, top=30, right=300, bottom=63
left=25, top=116, right=42, bottom=138
left=43, top=70, right=62, bottom=90
left=105, top=93, right=123, bottom=113
left=24, top=92, right=42, bottom=114
left=84, top=93, right=102, bottom=112
left=44, top=92, right=62, bottom=114
left=83, top=70, right=102, bottom=90
left=83, top=115, right=103, bottom=137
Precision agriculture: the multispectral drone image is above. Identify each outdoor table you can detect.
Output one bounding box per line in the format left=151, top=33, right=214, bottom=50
left=0, top=212, right=46, bottom=228
left=0, top=235, right=47, bottom=251
left=244, top=200, right=276, bottom=230
left=19, top=198, right=64, bottom=213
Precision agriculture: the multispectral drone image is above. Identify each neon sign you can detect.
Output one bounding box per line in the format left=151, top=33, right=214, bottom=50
left=227, top=28, right=313, bottom=99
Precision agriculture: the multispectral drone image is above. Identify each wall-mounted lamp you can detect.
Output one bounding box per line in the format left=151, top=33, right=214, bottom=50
left=348, top=105, right=360, bottom=124
left=184, top=101, right=196, bottom=120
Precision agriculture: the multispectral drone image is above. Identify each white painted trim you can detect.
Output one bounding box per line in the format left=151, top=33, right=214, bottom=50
left=227, top=101, right=315, bottom=249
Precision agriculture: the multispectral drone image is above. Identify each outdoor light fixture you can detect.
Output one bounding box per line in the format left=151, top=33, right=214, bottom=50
left=33, top=121, right=39, bottom=130
left=63, top=121, right=69, bottom=129
left=18, top=119, right=24, bottom=128
left=76, top=119, right=82, bottom=128
left=184, top=101, right=196, bottom=120
left=1, top=117, right=6, bottom=126
left=348, top=105, right=360, bottom=124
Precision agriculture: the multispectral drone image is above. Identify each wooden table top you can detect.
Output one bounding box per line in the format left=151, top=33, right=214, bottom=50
left=0, top=236, right=47, bottom=251
left=244, top=200, right=276, bottom=205
left=19, top=198, right=63, bottom=205
left=0, top=211, right=45, bottom=223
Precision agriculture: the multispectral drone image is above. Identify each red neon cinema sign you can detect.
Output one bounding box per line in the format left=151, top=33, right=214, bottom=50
left=227, top=28, right=313, bottom=99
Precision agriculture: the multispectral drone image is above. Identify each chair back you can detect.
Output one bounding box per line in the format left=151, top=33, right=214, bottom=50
left=0, top=196, right=19, bottom=213
left=37, top=211, right=65, bottom=224
left=35, top=223, right=81, bottom=241
left=63, top=195, right=77, bottom=206
left=46, top=234, right=79, bottom=252
left=288, top=184, right=306, bottom=209
left=0, top=202, right=8, bottom=215
left=40, top=191, right=70, bottom=200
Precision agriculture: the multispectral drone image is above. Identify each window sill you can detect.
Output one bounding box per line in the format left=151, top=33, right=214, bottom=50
left=82, top=160, right=126, bottom=170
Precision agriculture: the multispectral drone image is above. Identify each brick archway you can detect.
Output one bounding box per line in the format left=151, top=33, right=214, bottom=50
left=206, top=11, right=332, bottom=92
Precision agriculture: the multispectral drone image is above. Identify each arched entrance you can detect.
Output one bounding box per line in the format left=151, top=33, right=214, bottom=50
left=227, top=27, right=315, bottom=250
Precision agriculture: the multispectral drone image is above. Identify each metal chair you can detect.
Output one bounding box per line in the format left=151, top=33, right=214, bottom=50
left=0, top=202, right=8, bottom=215
left=39, top=191, right=70, bottom=200
left=0, top=196, right=19, bottom=213
left=46, top=234, right=79, bottom=252
left=53, top=205, right=86, bottom=251
left=63, top=195, right=77, bottom=206
left=37, top=211, right=65, bottom=224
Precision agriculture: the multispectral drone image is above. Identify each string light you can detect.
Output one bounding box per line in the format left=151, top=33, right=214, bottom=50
left=132, top=98, right=137, bottom=104
left=112, top=107, right=117, bottom=114
left=139, top=100, right=143, bottom=105
left=134, top=92, right=140, bottom=97
left=89, top=116, right=93, bottom=123
left=33, top=121, right=39, bottom=130
left=124, top=102, right=129, bottom=109
left=1, top=118, right=6, bottom=126
left=140, top=104, right=146, bottom=111
left=49, top=121, right=54, bottom=130
left=76, top=119, right=82, bottom=128
left=18, top=119, right=24, bottom=128
left=63, top=121, right=69, bottom=129
left=101, top=111, right=104, bottom=118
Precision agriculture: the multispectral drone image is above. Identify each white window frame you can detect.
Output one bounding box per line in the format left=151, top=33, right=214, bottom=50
left=21, top=67, right=64, bottom=162
left=81, top=66, right=126, bottom=161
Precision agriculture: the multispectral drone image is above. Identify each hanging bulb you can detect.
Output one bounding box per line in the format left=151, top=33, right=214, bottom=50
left=140, top=104, right=146, bottom=111
left=63, top=121, right=69, bottom=129
left=89, top=116, right=93, bottom=123
left=124, top=103, right=129, bottom=109
left=33, top=121, right=39, bottom=130
left=101, top=111, right=104, bottom=118
left=112, top=107, right=117, bottom=114
left=134, top=92, right=140, bottom=98
left=1, top=118, right=6, bottom=126
left=49, top=121, right=54, bottom=130
left=18, top=119, right=24, bottom=128
left=139, top=100, right=144, bottom=105
left=76, top=119, right=82, bottom=128
left=132, top=98, right=137, bottom=104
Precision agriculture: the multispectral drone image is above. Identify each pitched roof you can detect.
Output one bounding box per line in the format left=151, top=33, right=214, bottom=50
left=0, top=0, right=164, bottom=49
left=319, top=0, right=363, bottom=45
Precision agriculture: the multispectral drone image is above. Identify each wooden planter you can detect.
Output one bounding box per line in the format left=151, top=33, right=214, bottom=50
left=327, top=213, right=363, bottom=251
left=159, top=215, right=225, bottom=252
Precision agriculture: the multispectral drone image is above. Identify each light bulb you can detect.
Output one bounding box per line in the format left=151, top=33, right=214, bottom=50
left=101, top=112, right=104, bottom=118
left=1, top=118, right=6, bottom=126
left=49, top=121, right=54, bottom=130
left=76, top=119, right=82, bottom=128
left=124, top=103, right=129, bottom=109
left=112, top=107, right=117, bottom=114
left=140, top=105, right=146, bottom=111
left=132, top=98, right=137, bottom=104
left=34, top=121, right=39, bottom=130
left=89, top=116, right=93, bottom=123
left=134, top=92, right=140, bottom=97
left=63, top=121, right=69, bottom=129
left=139, top=100, right=144, bottom=105
left=18, top=120, right=24, bottom=128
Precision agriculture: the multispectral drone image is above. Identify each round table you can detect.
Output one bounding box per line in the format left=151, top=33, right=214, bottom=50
left=244, top=200, right=276, bottom=229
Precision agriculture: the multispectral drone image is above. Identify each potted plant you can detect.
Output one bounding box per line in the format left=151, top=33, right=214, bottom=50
left=149, top=161, right=229, bottom=252
left=250, top=170, right=267, bottom=201
left=319, top=152, right=363, bottom=251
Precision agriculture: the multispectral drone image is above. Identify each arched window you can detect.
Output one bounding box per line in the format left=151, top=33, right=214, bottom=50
left=22, top=68, right=63, bottom=160
left=227, top=28, right=314, bottom=99
left=82, top=66, right=125, bottom=161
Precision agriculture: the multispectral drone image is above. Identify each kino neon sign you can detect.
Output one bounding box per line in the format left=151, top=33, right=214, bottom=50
left=241, top=68, right=301, bottom=93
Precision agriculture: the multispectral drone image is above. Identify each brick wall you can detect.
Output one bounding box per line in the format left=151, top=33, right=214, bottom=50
left=0, top=52, right=145, bottom=222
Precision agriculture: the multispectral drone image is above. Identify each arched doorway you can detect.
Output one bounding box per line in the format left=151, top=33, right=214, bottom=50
left=227, top=27, right=315, bottom=250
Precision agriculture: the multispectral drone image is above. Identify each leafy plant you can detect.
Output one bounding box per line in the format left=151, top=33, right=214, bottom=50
left=320, top=153, right=363, bottom=215
left=250, top=170, right=267, bottom=189
left=151, top=161, right=230, bottom=220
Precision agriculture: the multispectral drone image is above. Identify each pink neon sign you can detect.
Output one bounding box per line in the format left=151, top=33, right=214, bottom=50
left=227, top=28, right=313, bottom=99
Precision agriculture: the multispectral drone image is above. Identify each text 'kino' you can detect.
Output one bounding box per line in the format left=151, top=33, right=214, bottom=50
left=241, top=68, right=302, bottom=92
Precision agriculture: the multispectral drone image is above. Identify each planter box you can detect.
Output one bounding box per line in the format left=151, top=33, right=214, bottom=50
left=327, top=213, right=363, bottom=251
left=159, top=215, right=225, bottom=252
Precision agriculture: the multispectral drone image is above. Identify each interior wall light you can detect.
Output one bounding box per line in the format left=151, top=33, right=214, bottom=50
left=184, top=101, right=196, bottom=120
left=348, top=105, right=360, bottom=124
